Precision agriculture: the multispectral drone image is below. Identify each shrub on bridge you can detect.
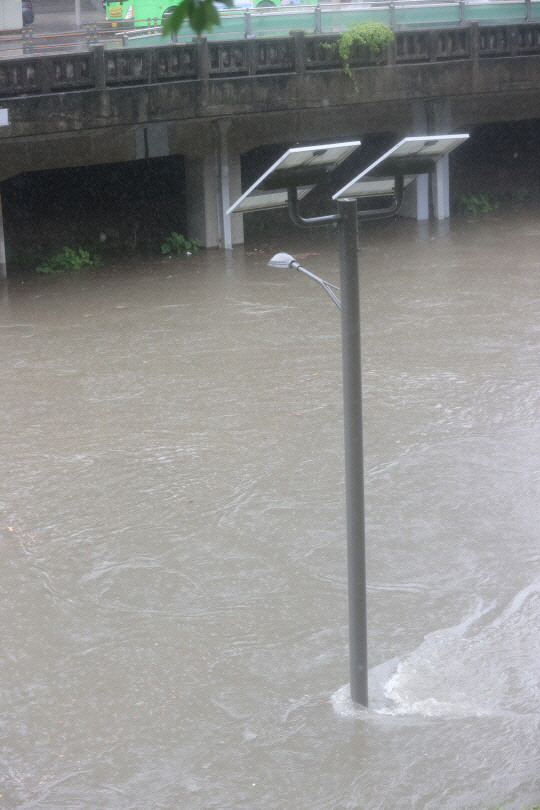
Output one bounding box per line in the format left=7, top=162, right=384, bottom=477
left=338, top=22, right=394, bottom=89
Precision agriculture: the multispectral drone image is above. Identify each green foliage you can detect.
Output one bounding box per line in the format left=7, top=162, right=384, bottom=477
left=160, top=231, right=201, bottom=256
left=338, top=21, right=394, bottom=87
left=458, top=192, right=499, bottom=215
left=35, top=246, right=101, bottom=275
left=162, top=0, right=232, bottom=36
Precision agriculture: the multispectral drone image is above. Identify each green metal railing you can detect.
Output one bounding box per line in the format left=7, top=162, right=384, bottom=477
left=121, top=0, right=540, bottom=45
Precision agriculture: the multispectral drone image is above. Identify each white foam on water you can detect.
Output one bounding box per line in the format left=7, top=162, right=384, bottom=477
left=331, top=684, right=369, bottom=719
left=333, top=579, right=540, bottom=719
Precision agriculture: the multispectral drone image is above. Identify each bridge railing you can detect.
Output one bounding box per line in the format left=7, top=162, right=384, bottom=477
left=5, top=0, right=540, bottom=55
left=119, top=0, right=540, bottom=45
left=1, top=21, right=540, bottom=96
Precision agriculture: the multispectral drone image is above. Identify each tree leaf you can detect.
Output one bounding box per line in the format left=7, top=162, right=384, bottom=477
left=163, top=0, right=223, bottom=36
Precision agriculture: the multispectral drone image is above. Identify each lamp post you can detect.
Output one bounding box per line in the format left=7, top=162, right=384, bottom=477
left=229, top=135, right=469, bottom=708
left=336, top=198, right=369, bottom=708
left=269, top=197, right=370, bottom=707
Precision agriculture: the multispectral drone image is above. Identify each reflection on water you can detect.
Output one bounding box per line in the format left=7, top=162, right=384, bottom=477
left=1, top=212, right=539, bottom=809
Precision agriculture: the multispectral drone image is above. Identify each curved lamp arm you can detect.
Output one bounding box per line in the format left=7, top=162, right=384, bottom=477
left=268, top=253, right=342, bottom=310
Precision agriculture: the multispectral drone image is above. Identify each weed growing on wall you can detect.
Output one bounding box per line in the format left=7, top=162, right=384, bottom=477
left=338, top=22, right=394, bottom=89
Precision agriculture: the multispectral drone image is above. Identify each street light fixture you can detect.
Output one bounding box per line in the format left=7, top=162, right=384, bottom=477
left=228, top=133, right=468, bottom=708
left=268, top=252, right=342, bottom=310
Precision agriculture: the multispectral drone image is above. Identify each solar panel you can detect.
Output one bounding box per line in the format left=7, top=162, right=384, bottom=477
left=333, top=135, right=469, bottom=200
left=227, top=186, right=313, bottom=215
left=227, top=141, right=361, bottom=215
left=338, top=175, right=416, bottom=199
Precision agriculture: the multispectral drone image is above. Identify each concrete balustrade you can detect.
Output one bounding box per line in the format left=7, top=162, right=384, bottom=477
left=1, top=23, right=540, bottom=97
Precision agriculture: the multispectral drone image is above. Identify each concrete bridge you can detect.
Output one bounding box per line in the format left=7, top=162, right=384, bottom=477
left=1, top=20, right=540, bottom=275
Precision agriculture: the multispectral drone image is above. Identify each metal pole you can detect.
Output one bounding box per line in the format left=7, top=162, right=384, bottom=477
left=337, top=198, right=368, bottom=708
left=0, top=192, right=7, bottom=281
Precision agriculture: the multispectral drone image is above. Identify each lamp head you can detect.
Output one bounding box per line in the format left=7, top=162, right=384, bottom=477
left=268, top=253, right=297, bottom=269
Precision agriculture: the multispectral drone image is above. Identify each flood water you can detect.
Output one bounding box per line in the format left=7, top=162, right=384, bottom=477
left=1, top=210, right=539, bottom=809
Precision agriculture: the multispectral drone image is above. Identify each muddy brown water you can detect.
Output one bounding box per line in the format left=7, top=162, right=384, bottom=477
left=1, top=211, right=539, bottom=809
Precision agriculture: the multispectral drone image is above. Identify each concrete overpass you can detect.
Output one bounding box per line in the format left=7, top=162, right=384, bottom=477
left=1, top=21, right=540, bottom=275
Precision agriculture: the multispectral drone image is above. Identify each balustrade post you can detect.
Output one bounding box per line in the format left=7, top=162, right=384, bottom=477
left=427, top=29, right=438, bottom=61
left=469, top=21, right=479, bottom=62
left=197, top=37, right=210, bottom=80
left=247, top=38, right=258, bottom=75
left=387, top=32, right=396, bottom=66
left=92, top=44, right=106, bottom=89
left=293, top=30, right=306, bottom=75
left=508, top=25, right=515, bottom=57
left=38, top=57, right=52, bottom=94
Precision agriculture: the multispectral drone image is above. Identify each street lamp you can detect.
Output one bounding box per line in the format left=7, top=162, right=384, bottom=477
left=268, top=252, right=342, bottom=310
left=228, top=134, right=469, bottom=707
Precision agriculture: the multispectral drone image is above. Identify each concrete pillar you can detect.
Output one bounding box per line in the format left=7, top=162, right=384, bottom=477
left=400, top=101, right=430, bottom=221
left=400, top=99, right=453, bottom=221
left=431, top=99, right=452, bottom=220
left=0, top=192, right=6, bottom=281
left=415, top=174, right=431, bottom=221
left=215, top=120, right=243, bottom=248
left=216, top=121, right=233, bottom=249
left=185, top=122, right=243, bottom=249
left=433, top=154, right=450, bottom=219
left=185, top=154, right=220, bottom=248
left=227, top=150, right=243, bottom=246
left=0, top=108, right=7, bottom=279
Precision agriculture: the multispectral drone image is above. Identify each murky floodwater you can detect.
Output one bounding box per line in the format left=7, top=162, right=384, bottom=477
left=1, top=210, right=539, bottom=809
